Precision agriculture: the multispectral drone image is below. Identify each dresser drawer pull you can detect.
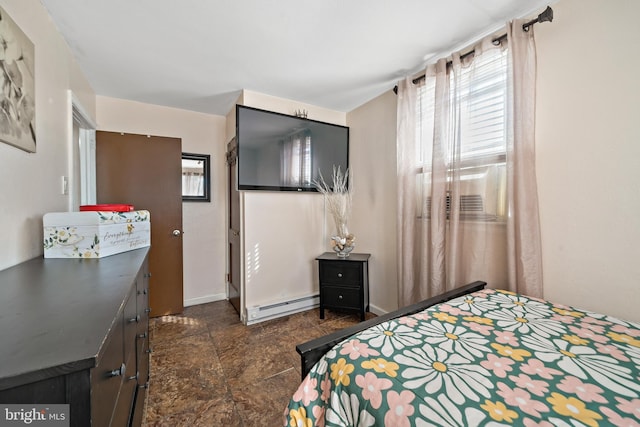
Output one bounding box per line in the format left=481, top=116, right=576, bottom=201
left=108, top=363, right=126, bottom=378
left=337, top=273, right=343, bottom=278
left=338, top=295, right=343, bottom=300
left=129, top=314, right=141, bottom=323
left=145, top=307, right=152, bottom=313
left=146, top=347, right=153, bottom=354
left=128, top=371, right=139, bottom=381
left=139, top=382, right=149, bottom=390
left=138, top=332, right=148, bottom=339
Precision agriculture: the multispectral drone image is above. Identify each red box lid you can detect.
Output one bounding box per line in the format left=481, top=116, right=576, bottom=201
left=79, top=204, right=135, bottom=212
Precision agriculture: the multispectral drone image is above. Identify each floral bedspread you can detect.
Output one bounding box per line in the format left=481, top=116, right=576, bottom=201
left=284, top=289, right=640, bottom=427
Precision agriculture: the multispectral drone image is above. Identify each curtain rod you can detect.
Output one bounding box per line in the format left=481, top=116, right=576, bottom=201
left=393, top=6, right=553, bottom=93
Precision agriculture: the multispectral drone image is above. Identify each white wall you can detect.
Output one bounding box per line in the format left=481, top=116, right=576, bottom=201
left=535, top=0, right=640, bottom=322
left=232, top=91, right=347, bottom=314
left=229, top=89, right=400, bottom=317
left=347, top=90, right=399, bottom=313
left=96, top=96, right=228, bottom=306
left=0, top=0, right=95, bottom=270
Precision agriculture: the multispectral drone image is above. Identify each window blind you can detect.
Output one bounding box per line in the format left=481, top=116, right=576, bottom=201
left=457, top=49, right=508, bottom=163
left=416, top=48, right=508, bottom=166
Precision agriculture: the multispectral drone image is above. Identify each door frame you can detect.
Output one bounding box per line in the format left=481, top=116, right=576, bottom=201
left=69, top=91, right=97, bottom=210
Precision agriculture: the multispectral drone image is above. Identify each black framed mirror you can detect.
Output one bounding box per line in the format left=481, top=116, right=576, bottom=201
left=182, top=152, right=210, bottom=202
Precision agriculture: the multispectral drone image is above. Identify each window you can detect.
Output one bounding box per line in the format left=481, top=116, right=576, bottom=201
left=416, top=48, right=508, bottom=221
left=182, top=153, right=211, bottom=202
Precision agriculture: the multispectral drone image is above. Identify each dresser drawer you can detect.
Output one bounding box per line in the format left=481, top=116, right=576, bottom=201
left=130, top=385, right=147, bottom=427
left=322, top=285, right=360, bottom=310
left=131, top=335, right=150, bottom=427
left=110, top=350, right=137, bottom=427
left=124, top=288, right=138, bottom=360
left=320, top=262, right=361, bottom=286
left=90, top=317, right=124, bottom=427
left=137, top=336, right=150, bottom=386
left=136, top=288, right=149, bottom=334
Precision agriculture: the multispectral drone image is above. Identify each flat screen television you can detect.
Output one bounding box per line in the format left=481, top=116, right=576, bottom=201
left=236, top=105, right=349, bottom=192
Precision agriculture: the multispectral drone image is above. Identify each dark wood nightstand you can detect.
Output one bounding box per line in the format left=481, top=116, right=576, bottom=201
left=316, top=252, right=371, bottom=321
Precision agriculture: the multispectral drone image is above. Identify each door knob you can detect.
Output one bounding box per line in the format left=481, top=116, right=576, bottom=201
left=172, top=229, right=181, bottom=236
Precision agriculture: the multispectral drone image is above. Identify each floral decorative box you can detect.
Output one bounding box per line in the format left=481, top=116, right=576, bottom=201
left=43, top=210, right=150, bottom=258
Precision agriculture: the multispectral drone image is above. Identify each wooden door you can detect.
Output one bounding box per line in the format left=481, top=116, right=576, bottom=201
left=226, top=138, right=241, bottom=314
left=96, top=131, right=183, bottom=316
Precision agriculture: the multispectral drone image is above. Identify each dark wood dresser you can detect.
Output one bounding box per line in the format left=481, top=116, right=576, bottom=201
left=316, top=252, right=370, bottom=321
left=0, top=248, right=151, bottom=427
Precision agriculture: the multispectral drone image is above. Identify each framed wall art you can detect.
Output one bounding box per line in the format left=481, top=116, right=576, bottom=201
left=0, top=6, right=35, bottom=153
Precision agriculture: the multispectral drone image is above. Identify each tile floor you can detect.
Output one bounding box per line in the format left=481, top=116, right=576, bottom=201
left=142, top=300, right=375, bottom=426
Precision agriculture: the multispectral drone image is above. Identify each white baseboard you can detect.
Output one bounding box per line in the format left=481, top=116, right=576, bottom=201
left=246, top=294, right=319, bottom=325
left=184, top=292, right=227, bottom=307
left=184, top=295, right=391, bottom=317
left=368, top=303, right=389, bottom=316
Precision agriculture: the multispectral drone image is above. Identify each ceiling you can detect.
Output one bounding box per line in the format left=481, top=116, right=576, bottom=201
left=39, top=0, right=551, bottom=117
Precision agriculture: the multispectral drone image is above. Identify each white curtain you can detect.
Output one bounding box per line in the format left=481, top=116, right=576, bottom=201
left=182, top=170, right=203, bottom=196
left=396, top=20, right=543, bottom=305
left=506, top=20, right=544, bottom=297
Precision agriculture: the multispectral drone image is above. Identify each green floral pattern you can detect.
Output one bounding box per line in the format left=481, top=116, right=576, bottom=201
left=285, top=289, right=640, bottom=427
left=95, top=210, right=150, bottom=224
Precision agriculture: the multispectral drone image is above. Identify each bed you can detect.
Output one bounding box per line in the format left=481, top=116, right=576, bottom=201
left=285, top=281, right=640, bottom=426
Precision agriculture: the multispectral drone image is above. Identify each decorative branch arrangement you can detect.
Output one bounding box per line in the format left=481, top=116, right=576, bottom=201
left=314, top=166, right=355, bottom=256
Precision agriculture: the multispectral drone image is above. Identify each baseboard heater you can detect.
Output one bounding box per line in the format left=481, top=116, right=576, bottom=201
left=246, top=294, right=319, bottom=325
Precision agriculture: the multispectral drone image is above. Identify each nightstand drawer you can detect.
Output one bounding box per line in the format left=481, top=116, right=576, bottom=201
left=322, top=285, right=360, bottom=309
left=320, top=262, right=361, bottom=286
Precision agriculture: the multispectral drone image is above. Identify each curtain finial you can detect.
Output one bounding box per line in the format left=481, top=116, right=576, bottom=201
left=523, top=6, right=553, bottom=32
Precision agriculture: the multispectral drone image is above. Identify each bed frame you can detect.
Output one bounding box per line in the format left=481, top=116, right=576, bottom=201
left=295, top=280, right=487, bottom=379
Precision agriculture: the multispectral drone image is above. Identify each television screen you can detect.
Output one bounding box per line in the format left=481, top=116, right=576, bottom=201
left=236, top=105, right=349, bottom=192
